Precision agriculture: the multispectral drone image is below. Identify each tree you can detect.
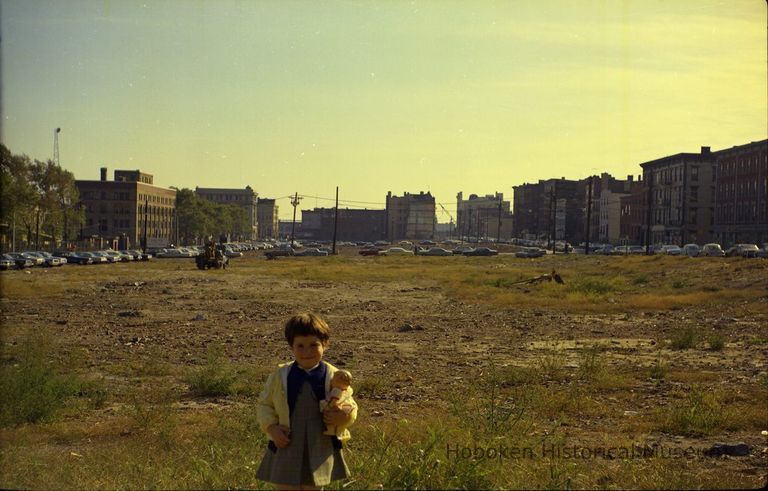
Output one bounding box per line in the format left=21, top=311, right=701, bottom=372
left=0, top=144, right=81, bottom=250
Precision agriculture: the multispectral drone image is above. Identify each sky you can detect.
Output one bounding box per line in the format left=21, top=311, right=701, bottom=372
left=1, top=0, right=766, bottom=221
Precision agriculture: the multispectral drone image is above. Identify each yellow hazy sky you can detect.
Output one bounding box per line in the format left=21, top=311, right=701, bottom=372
left=2, top=0, right=766, bottom=220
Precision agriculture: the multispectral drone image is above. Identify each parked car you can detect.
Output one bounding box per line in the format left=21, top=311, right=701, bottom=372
left=453, top=246, right=476, bottom=255
left=131, top=249, right=153, bottom=261
left=156, top=248, right=190, bottom=258
left=725, top=243, right=760, bottom=258
left=62, top=252, right=94, bottom=265
left=4, top=253, right=34, bottom=269
left=7, top=252, right=43, bottom=267
left=104, top=250, right=132, bottom=262
left=464, top=247, right=498, bottom=256
left=265, top=247, right=295, bottom=259
left=294, top=248, right=330, bottom=257
left=701, top=243, right=725, bottom=257
left=515, top=247, right=546, bottom=258
left=34, top=251, right=65, bottom=266
left=17, top=252, right=45, bottom=266
left=378, top=247, right=414, bottom=256
left=659, top=245, right=682, bottom=256
left=0, top=256, right=15, bottom=270
left=682, top=244, right=701, bottom=257
left=358, top=248, right=382, bottom=256
left=79, top=251, right=108, bottom=264
left=759, top=244, right=768, bottom=258
left=420, top=247, right=453, bottom=257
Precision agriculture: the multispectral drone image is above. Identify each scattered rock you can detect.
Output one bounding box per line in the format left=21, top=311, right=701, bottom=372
left=194, top=314, right=206, bottom=321
left=55, top=319, right=68, bottom=325
left=117, top=310, right=142, bottom=317
left=398, top=323, right=424, bottom=332
left=704, top=442, right=751, bottom=457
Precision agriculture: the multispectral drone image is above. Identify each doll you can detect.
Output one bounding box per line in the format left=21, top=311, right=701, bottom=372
left=320, top=369, right=355, bottom=436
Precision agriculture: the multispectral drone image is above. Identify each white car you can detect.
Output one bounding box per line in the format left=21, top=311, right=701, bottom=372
left=378, top=247, right=414, bottom=256
left=701, top=243, right=725, bottom=257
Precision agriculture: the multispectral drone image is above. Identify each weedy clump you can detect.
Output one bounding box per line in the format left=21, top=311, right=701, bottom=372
left=669, top=326, right=698, bottom=350
left=185, top=347, right=236, bottom=397
left=0, top=332, right=80, bottom=426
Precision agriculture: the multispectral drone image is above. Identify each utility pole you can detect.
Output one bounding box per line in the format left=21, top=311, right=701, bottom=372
left=143, top=198, right=149, bottom=252
left=585, top=176, right=593, bottom=255
left=290, top=192, right=302, bottom=247
left=496, top=196, right=503, bottom=243
left=332, top=187, right=339, bottom=255
left=476, top=207, right=481, bottom=244
left=645, top=170, right=653, bottom=255
left=35, top=208, right=40, bottom=249
left=547, top=188, right=553, bottom=250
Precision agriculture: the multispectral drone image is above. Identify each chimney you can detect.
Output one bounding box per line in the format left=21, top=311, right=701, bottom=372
left=100, top=167, right=107, bottom=181
left=628, top=175, right=633, bottom=182
left=701, top=146, right=711, bottom=154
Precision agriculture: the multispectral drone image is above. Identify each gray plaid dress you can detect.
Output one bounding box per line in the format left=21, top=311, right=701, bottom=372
left=256, top=380, right=350, bottom=486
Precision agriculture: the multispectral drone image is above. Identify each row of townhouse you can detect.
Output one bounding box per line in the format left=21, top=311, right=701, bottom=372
left=515, top=139, right=767, bottom=247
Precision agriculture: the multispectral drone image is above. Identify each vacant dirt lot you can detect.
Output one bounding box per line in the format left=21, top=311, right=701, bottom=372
left=1, top=251, right=767, bottom=489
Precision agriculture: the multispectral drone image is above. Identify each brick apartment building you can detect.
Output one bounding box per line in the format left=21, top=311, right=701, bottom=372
left=75, top=168, right=176, bottom=249
left=640, top=146, right=715, bottom=245
left=619, top=177, right=646, bottom=244
left=195, top=186, right=258, bottom=240
left=585, top=174, right=635, bottom=244
left=256, top=198, right=279, bottom=239
left=512, top=178, right=586, bottom=245
left=456, top=192, right=513, bottom=241
left=712, top=139, right=768, bottom=246
left=300, top=208, right=386, bottom=242
left=385, top=191, right=436, bottom=241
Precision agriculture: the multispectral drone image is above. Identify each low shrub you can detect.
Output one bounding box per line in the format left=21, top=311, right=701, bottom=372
left=185, top=348, right=236, bottom=397
left=669, top=327, right=697, bottom=350
left=0, top=333, right=79, bottom=426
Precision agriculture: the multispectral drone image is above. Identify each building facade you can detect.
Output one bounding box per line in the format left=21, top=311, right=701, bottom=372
left=299, top=208, right=386, bottom=242
left=585, top=174, right=635, bottom=244
left=712, top=139, right=768, bottom=246
left=256, top=198, right=279, bottom=239
left=619, top=178, right=646, bottom=245
left=513, top=178, right=585, bottom=245
left=75, top=168, right=176, bottom=249
left=385, top=191, right=436, bottom=241
left=456, top=192, right=512, bottom=240
left=195, top=186, right=258, bottom=240
left=640, top=146, right=715, bottom=245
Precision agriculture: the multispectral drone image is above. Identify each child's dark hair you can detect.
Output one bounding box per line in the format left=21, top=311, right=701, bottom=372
left=284, top=313, right=331, bottom=345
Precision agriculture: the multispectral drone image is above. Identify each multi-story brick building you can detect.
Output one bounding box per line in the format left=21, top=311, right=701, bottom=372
left=256, top=198, right=279, bottom=239
left=512, top=178, right=585, bottom=245
left=640, top=146, right=715, bottom=245
left=619, top=177, right=645, bottom=245
left=75, top=168, right=176, bottom=249
left=456, top=192, right=512, bottom=240
left=299, top=208, right=386, bottom=242
left=712, top=139, right=768, bottom=246
left=512, top=182, right=543, bottom=239
left=385, top=191, right=435, bottom=241
left=195, top=186, right=258, bottom=240
left=585, top=174, right=635, bottom=244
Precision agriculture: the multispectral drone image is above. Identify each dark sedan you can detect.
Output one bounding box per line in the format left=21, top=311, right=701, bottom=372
left=464, top=247, right=499, bottom=256
left=3, top=253, right=34, bottom=269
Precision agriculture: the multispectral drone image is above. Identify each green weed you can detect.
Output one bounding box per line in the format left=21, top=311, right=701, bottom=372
left=669, top=327, right=698, bottom=350
left=185, top=347, right=236, bottom=397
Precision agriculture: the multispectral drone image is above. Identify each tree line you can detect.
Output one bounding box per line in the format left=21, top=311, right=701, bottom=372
left=1, top=144, right=82, bottom=251
left=175, top=189, right=252, bottom=245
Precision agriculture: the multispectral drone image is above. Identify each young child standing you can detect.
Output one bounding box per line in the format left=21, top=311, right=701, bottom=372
left=256, top=313, right=357, bottom=489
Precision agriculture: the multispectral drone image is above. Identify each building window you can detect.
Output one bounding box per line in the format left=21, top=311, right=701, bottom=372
left=691, top=166, right=699, bottom=182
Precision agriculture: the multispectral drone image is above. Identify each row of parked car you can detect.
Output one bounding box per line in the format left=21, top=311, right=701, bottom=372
left=588, top=243, right=767, bottom=258
left=1, top=249, right=153, bottom=269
